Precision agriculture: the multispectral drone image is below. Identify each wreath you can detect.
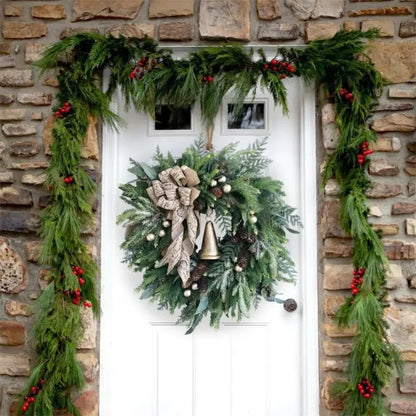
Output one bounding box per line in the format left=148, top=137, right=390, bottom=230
left=118, top=138, right=300, bottom=332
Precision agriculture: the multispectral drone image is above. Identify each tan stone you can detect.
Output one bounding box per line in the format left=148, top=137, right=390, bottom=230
left=0, top=93, right=14, bottom=104
left=25, top=43, right=47, bottom=64
left=374, top=101, right=414, bottom=112
left=257, top=0, right=281, bottom=20
left=32, top=5, right=66, bottom=19
left=404, top=166, right=416, bottom=176
left=324, top=296, right=345, bottom=317
left=60, top=27, right=100, bottom=40
left=77, top=306, right=97, bottom=349
left=322, top=360, right=346, bottom=372
left=369, top=159, right=399, bottom=176
left=17, top=93, right=52, bottom=106
left=361, top=20, right=394, bottom=37
left=0, top=321, right=25, bottom=345
left=25, top=241, right=42, bottom=263
left=149, top=0, right=194, bottom=18
left=0, top=238, right=28, bottom=294
left=406, top=219, right=416, bottom=236
left=374, top=136, right=401, bottom=152
left=390, top=401, right=416, bottom=415
left=38, top=269, right=52, bottom=291
left=0, top=353, right=30, bottom=376
left=0, top=109, right=26, bottom=121
left=323, top=262, right=351, bottom=290
left=31, top=112, right=43, bottom=121
left=323, top=238, right=353, bottom=258
left=199, top=0, right=250, bottom=41
left=5, top=300, right=32, bottom=317
left=76, top=352, right=99, bottom=382
left=368, top=41, right=416, bottom=84
left=371, top=223, right=399, bottom=236
left=323, top=341, right=353, bottom=356
left=8, top=162, right=49, bottom=170
left=324, top=323, right=357, bottom=338
left=402, top=351, right=416, bottom=362
left=324, top=179, right=340, bottom=196
left=407, top=156, right=416, bottom=164
left=72, top=0, right=144, bottom=21
left=0, top=69, right=33, bottom=87
left=0, top=172, right=14, bottom=183
left=44, top=115, right=99, bottom=160
left=369, top=205, right=382, bottom=217
left=322, top=376, right=346, bottom=410
left=395, top=296, right=416, bottom=304
left=2, top=22, right=47, bottom=39
left=305, top=22, right=340, bottom=43
left=343, top=21, right=357, bottom=32
left=105, top=23, right=155, bottom=39
left=320, top=200, right=347, bottom=238
left=159, top=22, right=193, bottom=41
left=365, top=182, right=402, bottom=198
left=44, top=76, right=59, bottom=87
left=285, top=0, right=344, bottom=20
left=74, top=391, right=98, bottom=416
left=389, top=85, right=416, bottom=99
left=399, top=373, right=416, bottom=394
left=321, top=103, right=338, bottom=149
left=349, top=6, right=412, bottom=17
left=5, top=5, right=23, bottom=17
left=2, top=123, right=36, bottom=137
left=386, top=263, right=404, bottom=290
left=21, top=173, right=47, bottom=185
left=371, top=113, right=416, bottom=132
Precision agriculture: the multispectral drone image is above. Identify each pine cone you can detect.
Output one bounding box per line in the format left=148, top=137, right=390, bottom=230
left=237, top=247, right=251, bottom=269
left=197, top=276, right=208, bottom=293
left=193, top=199, right=203, bottom=211
left=195, top=262, right=207, bottom=275
left=210, top=187, right=223, bottom=199
left=237, top=258, right=249, bottom=270
left=230, top=234, right=240, bottom=243
left=248, top=245, right=257, bottom=254
left=246, top=231, right=257, bottom=244
left=237, top=227, right=249, bottom=241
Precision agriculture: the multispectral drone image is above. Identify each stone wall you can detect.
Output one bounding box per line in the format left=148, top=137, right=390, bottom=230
left=0, top=0, right=415, bottom=415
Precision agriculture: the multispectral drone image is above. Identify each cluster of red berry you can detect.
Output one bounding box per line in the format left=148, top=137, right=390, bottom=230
left=339, top=88, right=354, bottom=103
left=22, top=379, right=44, bottom=413
left=264, top=59, right=296, bottom=79
left=357, top=379, right=375, bottom=399
left=63, top=175, right=74, bottom=185
left=72, top=265, right=85, bottom=286
left=65, top=287, right=92, bottom=307
left=357, top=141, right=374, bottom=165
left=202, top=75, right=213, bottom=83
left=129, top=56, right=158, bottom=80
left=351, top=268, right=365, bottom=296
left=55, top=102, right=71, bottom=118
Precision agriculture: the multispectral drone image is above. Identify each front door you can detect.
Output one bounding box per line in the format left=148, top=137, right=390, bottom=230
left=100, top=76, right=319, bottom=416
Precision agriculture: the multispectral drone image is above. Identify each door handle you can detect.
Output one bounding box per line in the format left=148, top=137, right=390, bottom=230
left=266, top=296, right=298, bottom=312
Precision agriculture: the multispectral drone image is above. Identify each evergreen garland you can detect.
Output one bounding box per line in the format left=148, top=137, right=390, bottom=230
left=16, top=29, right=401, bottom=416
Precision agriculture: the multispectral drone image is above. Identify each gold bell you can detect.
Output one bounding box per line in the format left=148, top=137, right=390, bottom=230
left=199, top=221, right=220, bottom=260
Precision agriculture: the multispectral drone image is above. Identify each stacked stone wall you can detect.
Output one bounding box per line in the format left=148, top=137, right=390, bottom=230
left=0, top=1, right=415, bottom=414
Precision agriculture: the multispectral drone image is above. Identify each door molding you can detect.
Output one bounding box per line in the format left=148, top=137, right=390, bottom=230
left=100, top=63, right=319, bottom=416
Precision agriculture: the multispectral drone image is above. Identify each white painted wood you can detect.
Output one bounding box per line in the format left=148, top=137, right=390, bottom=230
left=100, top=74, right=318, bottom=415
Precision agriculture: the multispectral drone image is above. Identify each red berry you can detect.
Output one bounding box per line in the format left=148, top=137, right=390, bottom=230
left=203, top=76, right=207, bottom=82
left=339, top=88, right=347, bottom=96
left=48, top=185, right=53, bottom=190
left=352, top=288, right=359, bottom=295
left=29, top=397, right=35, bottom=402
left=270, top=59, right=277, bottom=65
left=79, top=268, right=84, bottom=275
left=31, top=387, right=36, bottom=393
left=39, top=379, right=44, bottom=385
left=129, top=72, right=135, bottom=79
left=350, top=284, right=356, bottom=289
left=264, top=64, right=269, bottom=70
left=281, top=62, right=287, bottom=67
left=72, top=299, right=80, bottom=305
left=280, top=74, right=286, bottom=79
left=207, top=76, right=213, bottom=82
left=272, top=66, right=278, bottom=71
left=364, top=393, right=370, bottom=399
left=141, top=56, right=147, bottom=63
left=78, top=277, right=85, bottom=285
left=55, top=111, right=61, bottom=116
left=138, top=62, right=144, bottom=67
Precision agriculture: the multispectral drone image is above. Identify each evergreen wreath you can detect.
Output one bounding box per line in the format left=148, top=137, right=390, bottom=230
left=15, top=29, right=402, bottom=416
left=118, top=138, right=301, bottom=333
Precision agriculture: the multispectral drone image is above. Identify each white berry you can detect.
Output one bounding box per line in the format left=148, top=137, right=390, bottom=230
left=183, top=289, right=192, bottom=297
left=210, top=179, right=218, bottom=187
left=223, top=184, right=232, bottom=193
left=159, top=230, right=166, bottom=237
left=250, top=211, right=255, bottom=215
left=146, top=233, right=155, bottom=241
left=163, top=220, right=170, bottom=228
left=250, top=215, right=258, bottom=224
left=191, top=283, right=198, bottom=290
left=218, top=176, right=227, bottom=183
left=234, top=265, right=243, bottom=272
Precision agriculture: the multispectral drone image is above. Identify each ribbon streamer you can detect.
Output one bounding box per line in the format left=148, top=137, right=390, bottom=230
left=146, top=166, right=200, bottom=287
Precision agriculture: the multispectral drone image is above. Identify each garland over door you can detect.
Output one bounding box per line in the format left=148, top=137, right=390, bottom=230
left=100, top=76, right=319, bottom=416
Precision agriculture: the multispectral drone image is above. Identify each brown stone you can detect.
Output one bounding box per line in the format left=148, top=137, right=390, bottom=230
left=17, top=93, right=52, bottom=106
left=4, top=5, right=23, bottom=17
left=0, top=69, right=33, bottom=87
left=32, top=5, right=66, bottom=19
left=60, top=27, right=100, bottom=40
left=389, top=85, right=416, bottom=99
left=72, top=0, right=144, bottom=21
left=0, top=238, right=28, bottom=294
left=0, top=172, right=14, bottom=183
left=409, top=143, right=416, bottom=153
left=392, top=202, right=416, bottom=215
left=26, top=241, right=42, bottom=263
left=320, top=200, right=347, bottom=238
left=77, top=307, right=97, bottom=349
left=324, top=296, right=345, bottom=317
left=258, top=23, right=300, bottom=41
left=0, top=187, right=33, bottom=206
left=2, top=123, right=36, bottom=137
left=361, top=20, right=394, bottom=37
left=43, top=76, right=59, bottom=87
left=9, top=162, right=49, bottom=170
left=322, top=377, right=346, bottom=410
left=257, top=0, right=281, bottom=20
left=399, top=373, right=416, bottom=394
left=76, top=352, right=99, bottom=382
left=25, top=43, right=47, bottom=64
left=0, top=43, right=10, bottom=55
left=371, top=223, right=400, bottom=236
left=371, top=113, right=416, bottom=132
left=21, top=173, right=47, bottom=185
left=0, top=94, right=14, bottom=105
left=0, top=353, right=30, bottom=376
left=0, top=211, right=40, bottom=233
left=10, top=141, right=40, bottom=157
left=406, top=219, right=416, bottom=235
left=323, top=238, right=353, bottom=258
left=323, top=262, right=351, bottom=290
left=373, top=102, right=414, bottom=112
left=159, top=22, right=193, bottom=41
left=400, top=21, right=416, bottom=38
left=369, top=159, right=400, bottom=176
left=365, top=182, right=402, bottom=198
left=38, top=269, right=52, bottom=291
left=368, top=41, right=416, bottom=83
left=408, top=182, right=416, bottom=197
left=44, top=115, right=99, bottom=160
left=5, top=301, right=32, bottom=317
left=323, top=341, right=353, bottom=356
left=0, top=109, right=26, bottom=121
left=373, top=136, right=401, bottom=152
left=149, top=0, right=194, bottom=18
left=74, top=391, right=98, bottom=416
left=199, top=0, right=250, bottom=41
left=0, top=321, right=25, bottom=346
left=383, top=240, right=416, bottom=260
left=2, top=22, right=47, bottom=39
left=348, top=7, right=412, bottom=17
left=286, top=0, right=344, bottom=20
left=0, top=55, right=15, bottom=69
left=395, top=296, right=416, bottom=304
left=305, top=22, right=340, bottom=43
left=105, top=23, right=155, bottom=39
left=390, top=401, right=416, bottom=415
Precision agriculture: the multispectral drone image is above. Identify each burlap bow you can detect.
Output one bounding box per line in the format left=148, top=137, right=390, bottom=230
left=146, top=165, right=200, bottom=287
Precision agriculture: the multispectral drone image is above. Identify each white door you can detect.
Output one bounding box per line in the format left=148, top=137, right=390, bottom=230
left=100, top=76, right=319, bottom=416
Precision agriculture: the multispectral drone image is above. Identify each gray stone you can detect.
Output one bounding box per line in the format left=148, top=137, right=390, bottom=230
left=9, top=141, right=40, bottom=157
left=76, top=352, right=99, bottom=382
left=258, top=23, right=300, bottom=41
left=0, top=109, right=26, bottom=121
left=21, top=173, right=47, bottom=185
left=0, top=172, right=13, bottom=183
left=390, top=401, right=416, bottom=415
left=200, top=0, right=250, bottom=41
left=399, top=373, right=416, bottom=393
left=285, top=0, right=344, bottom=20
left=373, top=102, right=414, bottom=112
left=25, top=43, right=47, bottom=64
left=320, top=200, right=348, bottom=238
left=72, top=0, right=144, bottom=21
left=368, top=159, right=400, bottom=176
left=389, top=85, right=416, bottom=99
left=0, top=69, right=33, bottom=87
left=25, top=241, right=42, bottom=263
left=385, top=263, right=404, bottom=289
left=0, top=94, right=14, bottom=104
left=77, top=306, right=97, bottom=349
left=0, top=353, right=30, bottom=376
left=400, top=21, right=416, bottom=38
left=322, top=103, right=338, bottom=149
left=365, top=182, right=402, bottom=198
left=0, top=238, right=28, bottom=294
left=0, top=55, right=15, bottom=68
left=371, top=113, right=416, bottom=132
left=408, top=182, right=416, bottom=197
left=0, top=211, right=40, bottom=233
left=0, top=187, right=33, bottom=206
left=324, top=179, right=340, bottom=196
left=323, top=261, right=351, bottom=290
left=2, top=123, right=36, bottom=136
left=17, top=93, right=52, bottom=106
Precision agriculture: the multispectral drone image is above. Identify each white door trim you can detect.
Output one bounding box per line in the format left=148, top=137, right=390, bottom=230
left=100, top=64, right=319, bottom=416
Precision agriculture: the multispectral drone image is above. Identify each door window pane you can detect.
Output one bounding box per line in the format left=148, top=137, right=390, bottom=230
left=155, top=105, right=192, bottom=130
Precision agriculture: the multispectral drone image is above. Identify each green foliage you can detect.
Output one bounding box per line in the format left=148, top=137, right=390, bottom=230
left=21, top=29, right=400, bottom=416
